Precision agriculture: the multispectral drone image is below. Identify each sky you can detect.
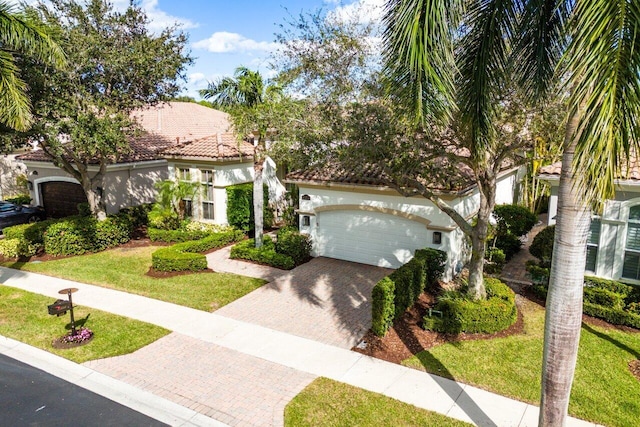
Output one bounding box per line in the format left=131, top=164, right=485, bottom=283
left=11, top=0, right=385, bottom=99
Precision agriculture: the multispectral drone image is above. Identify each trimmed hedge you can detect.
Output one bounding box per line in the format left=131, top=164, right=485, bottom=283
left=119, top=203, right=153, bottom=228
left=0, top=238, right=39, bottom=258
left=414, top=248, right=447, bottom=291
left=151, top=229, right=244, bottom=272
left=148, top=227, right=211, bottom=243
left=529, top=225, right=555, bottom=265
left=371, top=277, right=395, bottom=337
left=493, top=204, right=537, bottom=237
left=423, top=278, right=517, bottom=334
left=371, top=248, right=447, bottom=337
left=230, top=236, right=295, bottom=270
left=4, top=219, right=59, bottom=245
left=583, top=302, right=640, bottom=329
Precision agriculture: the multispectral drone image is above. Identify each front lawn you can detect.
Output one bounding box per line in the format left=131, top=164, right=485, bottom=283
left=285, top=377, right=470, bottom=427
left=0, top=285, right=169, bottom=363
left=403, top=298, right=640, bottom=427
left=3, top=246, right=265, bottom=312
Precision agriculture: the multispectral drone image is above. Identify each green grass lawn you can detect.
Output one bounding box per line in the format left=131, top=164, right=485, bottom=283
left=285, top=377, right=471, bottom=427
left=3, top=246, right=266, bottom=312
left=403, top=298, right=640, bottom=427
left=0, top=285, right=169, bottom=363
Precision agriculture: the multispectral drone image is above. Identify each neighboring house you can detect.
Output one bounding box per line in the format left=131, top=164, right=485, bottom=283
left=285, top=164, right=522, bottom=278
left=19, top=102, right=232, bottom=218
left=540, top=161, right=640, bottom=284
left=162, top=133, right=285, bottom=225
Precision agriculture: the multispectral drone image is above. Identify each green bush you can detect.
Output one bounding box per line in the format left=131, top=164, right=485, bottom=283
left=119, top=204, right=153, bottom=228
left=276, top=228, right=312, bottom=266
left=526, top=264, right=550, bottom=285
left=77, top=202, right=92, bottom=217
left=493, top=204, right=537, bottom=237
left=43, top=215, right=132, bottom=256
left=529, top=225, right=555, bottom=266
left=151, top=229, right=244, bottom=272
left=494, top=233, right=522, bottom=261
left=414, top=248, right=447, bottom=290
left=584, top=287, right=625, bottom=311
left=226, top=183, right=273, bottom=231
left=4, top=219, right=58, bottom=245
left=0, top=238, right=39, bottom=258
left=484, top=247, right=506, bottom=274
left=5, top=194, right=31, bottom=205
left=583, top=302, right=640, bottom=329
left=584, top=276, right=634, bottom=296
left=423, top=278, right=517, bottom=334
left=148, top=206, right=180, bottom=230
left=230, top=236, right=295, bottom=269
left=371, top=277, right=395, bottom=337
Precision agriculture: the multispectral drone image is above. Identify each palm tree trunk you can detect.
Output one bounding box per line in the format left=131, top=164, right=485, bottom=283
left=254, top=160, right=264, bottom=248
left=539, top=111, right=590, bottom=426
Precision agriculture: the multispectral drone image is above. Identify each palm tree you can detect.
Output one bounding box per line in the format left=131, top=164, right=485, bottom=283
left=0, top=1, right=64, bottom=131
left=200, top=66, right=277, bottom=247
left=383, top=0, right=640, bottom=425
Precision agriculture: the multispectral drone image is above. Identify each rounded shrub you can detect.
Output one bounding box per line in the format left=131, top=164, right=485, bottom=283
left=151, top=247, right=207, bottom=271
left=276, top=228, right=312, bottom=266
left=493, top=204, right=537, bottom=237
left=529, top=225, right=555, bottom=265
left=423, top=278, right=517, bottom=334
left=371, top=277, right=395, bottom=337
left=44, top=217, right=97, bottom=256
left=484, top=247, right=506, bottom=274
left=494, top=233, right=522, bottom=260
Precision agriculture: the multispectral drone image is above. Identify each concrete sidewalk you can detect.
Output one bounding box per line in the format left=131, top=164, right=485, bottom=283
left=0, top=266, right=599, bottom=427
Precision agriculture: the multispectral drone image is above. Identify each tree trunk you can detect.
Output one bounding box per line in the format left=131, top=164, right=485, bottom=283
left=254, top=160, right=264, bottom=248
left=539, top=112, right=589, bottom=427
left=83, top=183, right=107, bottom=221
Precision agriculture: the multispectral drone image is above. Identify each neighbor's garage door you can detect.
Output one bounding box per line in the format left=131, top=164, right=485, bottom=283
left=40, top=181, right=88, bottom=218
left=315, top=210, right=430, bottom=268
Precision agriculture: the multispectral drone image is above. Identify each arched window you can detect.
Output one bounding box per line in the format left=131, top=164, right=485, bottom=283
left=622, top=205, right=640, bottom=280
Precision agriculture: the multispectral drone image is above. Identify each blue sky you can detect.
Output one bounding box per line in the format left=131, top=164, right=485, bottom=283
left=10, top=0, right=384, bottom=98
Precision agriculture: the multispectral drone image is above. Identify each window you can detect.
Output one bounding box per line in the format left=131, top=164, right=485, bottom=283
left=201, top=169, right=214, bottom=220
left=177, top=167, right=191, bottom=181
left=585, top=218, right=600, bottom=272
left=433, top=231, right=442, bottom=245
left=302, top=215, right=310, bottom=226
left=301, top=194, right=311, bottom=201
left=623, top=206, right=640, bottom=280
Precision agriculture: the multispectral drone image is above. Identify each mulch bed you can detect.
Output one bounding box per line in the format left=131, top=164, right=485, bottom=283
left=352, top=292, right=525, bottom=364
left=51, top=334, right=94, bottom=349
left=629, top=360, right=640, bottom=381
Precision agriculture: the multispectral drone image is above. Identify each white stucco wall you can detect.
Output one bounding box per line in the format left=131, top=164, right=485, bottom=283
left=23, top=160, right=168, bottom=214
left=0, top=155, right=28, bottom=200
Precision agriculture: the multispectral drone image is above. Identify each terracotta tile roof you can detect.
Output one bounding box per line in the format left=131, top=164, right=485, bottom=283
left=18, top=102, right=234, bottom=164
left=131, top=102, right=232, bottom=142
left=286, top=159, right=478, bottom=193
left=162, top=133, right=254, bottom=160
left=539, top=159, right=640, bottom=181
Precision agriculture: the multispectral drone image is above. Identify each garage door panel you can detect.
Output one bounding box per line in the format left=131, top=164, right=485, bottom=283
left=315, top=210, right=429, bottom=268
left=40, top=181, right=88, bottom=218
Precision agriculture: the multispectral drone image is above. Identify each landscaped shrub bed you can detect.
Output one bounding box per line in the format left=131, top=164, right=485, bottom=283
left=423, top=278, right=517, bottom=334
left=44, top=215, right=132, bottom=256
left=0, top=238, right=39, bottom=258
left=4, top=218, right=58, bottom=245
left=371, top=248, right=447, bottom=337
left=148, top=227, right=211, bottom=243
left=529, top=225, right=555, bottom=266
left=151, top=229, right=244, bottom=272
left=531, top=275, right=640, bottom=329
left=230, top=236, right=295, bottom=270
left=119, top=203, right=153, bottom=228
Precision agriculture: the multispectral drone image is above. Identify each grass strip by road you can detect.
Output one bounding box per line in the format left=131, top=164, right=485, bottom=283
left=4, top=246, right=266, bottom=312
left=0, top=285, right=169, bottom=363
left=403, top=298, right=640, bottom=427
left=285, top=377, right=471, bottom=427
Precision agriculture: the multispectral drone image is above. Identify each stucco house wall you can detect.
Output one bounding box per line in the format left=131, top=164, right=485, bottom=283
left=292, top=167, right=520, bottom=278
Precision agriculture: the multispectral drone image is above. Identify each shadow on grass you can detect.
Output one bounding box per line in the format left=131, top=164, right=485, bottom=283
left=65, top=313, right=91, bottom=331
left=582, top=322, right=640, bottom=359
left=397, top=321, right=498, bottom=427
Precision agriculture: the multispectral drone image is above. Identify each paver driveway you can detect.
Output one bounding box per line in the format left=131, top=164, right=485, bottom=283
left=214, top=256, right=393, bottom=349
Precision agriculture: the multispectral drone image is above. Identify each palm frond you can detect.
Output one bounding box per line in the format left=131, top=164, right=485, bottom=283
left=513, top=0, right=571, bottom=102
left=565, top=0, right=640, bottom=204
left=0, top=49, right=32, bottom=131
left=382, top=0, right=464, bottom=125
left=456, top=0, right=520, bottom=158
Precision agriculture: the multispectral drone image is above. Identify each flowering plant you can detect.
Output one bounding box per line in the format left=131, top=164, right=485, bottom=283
left=60, top=327, right=94, bottom=344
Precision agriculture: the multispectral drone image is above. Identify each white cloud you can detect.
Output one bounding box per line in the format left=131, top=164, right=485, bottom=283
left=138, top=0, right=198, bottom=32
left=193, top=32, right=279, bottom=54
left=329, top=0, right=385, bottom=24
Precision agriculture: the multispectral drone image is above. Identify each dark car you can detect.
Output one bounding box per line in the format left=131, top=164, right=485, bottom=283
left=0, top=202, right=46, bottom=232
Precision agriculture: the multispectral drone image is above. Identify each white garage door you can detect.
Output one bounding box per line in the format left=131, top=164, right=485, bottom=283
left=315, top=210, right=430, bottom=268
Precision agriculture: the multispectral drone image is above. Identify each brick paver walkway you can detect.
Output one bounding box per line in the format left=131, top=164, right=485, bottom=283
left=206, top=246, right=284, bottom=282
left=500, top=214, right=548, bottom=286
left=215, top=257, right=392, bottom=349
left=84, top=333, right=316, bottom=427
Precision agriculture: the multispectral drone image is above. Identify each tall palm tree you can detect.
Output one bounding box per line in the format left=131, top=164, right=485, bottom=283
left=0, top=1, right=64, bottom=131
left=383, top=0, right=640, bottom=425
left=200, top=66, right=276, bottom=247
